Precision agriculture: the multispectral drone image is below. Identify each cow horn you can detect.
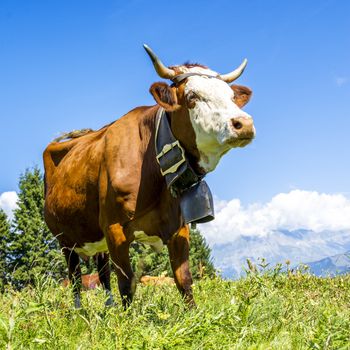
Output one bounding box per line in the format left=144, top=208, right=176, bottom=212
left=219, top=59, right=248, bottom=83
left=143, top=44, right=176, bottom=79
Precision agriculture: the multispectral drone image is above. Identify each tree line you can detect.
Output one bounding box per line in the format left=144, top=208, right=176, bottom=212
left=0, top=167, right=215, bottom=291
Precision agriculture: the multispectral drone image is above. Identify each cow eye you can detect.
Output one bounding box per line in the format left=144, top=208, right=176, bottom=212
left=186, top=91, right=199, bottom=107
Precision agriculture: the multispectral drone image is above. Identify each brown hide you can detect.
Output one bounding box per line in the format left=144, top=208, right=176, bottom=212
left=62, top=273, right=101, bottom=290
left=44, top=106, right=184, bottom=248
left=231, top=85, right=253, bottom=108
left=140, top=275, right=175, bottom=286
left=44, top=104, right=195, bottom=307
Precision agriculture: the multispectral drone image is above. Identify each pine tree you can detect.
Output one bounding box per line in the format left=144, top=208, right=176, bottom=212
left=7, top=167, right=65, bottom=288
left=130, top=242, right=170, bottom=278
left=189, top=228, right=216, bottom=279
left=0, top=208, right=10, bottom=291
left=130, top=227, right=216, bottom=279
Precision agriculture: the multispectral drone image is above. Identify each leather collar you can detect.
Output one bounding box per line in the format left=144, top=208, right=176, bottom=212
left=155, top=107, right=202, bottom=197
left=171, top=72, right=222, bottom=86
left=155, top=107, right=215, bottom=224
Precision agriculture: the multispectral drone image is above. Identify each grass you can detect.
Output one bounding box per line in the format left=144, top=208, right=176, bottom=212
left=0, top=267, right=349, bottom=349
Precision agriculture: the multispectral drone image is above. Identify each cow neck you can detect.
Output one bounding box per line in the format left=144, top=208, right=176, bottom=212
left=154, top=107, right=215, bottom=225
left=155, top=107, right=204, bottom=197
left=158, top=108, right=202, bottom=171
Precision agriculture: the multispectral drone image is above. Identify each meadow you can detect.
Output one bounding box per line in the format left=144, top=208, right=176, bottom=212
left=0, top=268, right=349, bottom=350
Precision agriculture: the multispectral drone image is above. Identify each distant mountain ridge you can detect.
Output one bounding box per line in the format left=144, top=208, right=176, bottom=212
left=304, top=251, right=350, bottom=276
left=209, top=229, right=350, bottom=278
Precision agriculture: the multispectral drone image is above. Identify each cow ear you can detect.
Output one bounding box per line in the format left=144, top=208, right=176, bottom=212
left=231, top=84, right=252, bottom=108
left=150, top=82, right=181, bottom=112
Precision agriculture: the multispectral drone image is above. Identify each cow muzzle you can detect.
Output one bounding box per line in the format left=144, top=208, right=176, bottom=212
left=230, top=116, right=255, bottom=147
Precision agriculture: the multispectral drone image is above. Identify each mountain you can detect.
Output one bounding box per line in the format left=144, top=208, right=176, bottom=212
left=209, top=229, right=350, bottom=278
left=303, top=252, right=350, bottom=276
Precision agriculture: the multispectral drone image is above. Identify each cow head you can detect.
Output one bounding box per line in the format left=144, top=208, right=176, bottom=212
left=145, top=45, right=255, bottom=173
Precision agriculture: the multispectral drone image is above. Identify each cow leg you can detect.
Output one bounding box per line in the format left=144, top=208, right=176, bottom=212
left=167, top=225, right=195, bottom=307
left=95, top=253, right=115, bottom=307
left=105, top=223, right=135, bottom=309
left=62, top=248, right=82, bottom=309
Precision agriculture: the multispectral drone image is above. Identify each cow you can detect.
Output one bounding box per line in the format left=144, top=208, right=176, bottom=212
left=43, top=45, right=255, bottom=309
left=62, top=273, right=101, bottom=290
left=140, top=275, right=175, bottom=286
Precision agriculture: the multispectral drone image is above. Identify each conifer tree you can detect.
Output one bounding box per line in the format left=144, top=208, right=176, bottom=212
left=0, top=208, right=10, bottom=291
left=130, top=227, right=216, bottom=279
left=189, top=228, right=216, bottom=279
left=7, top=167, right=65, bottom=288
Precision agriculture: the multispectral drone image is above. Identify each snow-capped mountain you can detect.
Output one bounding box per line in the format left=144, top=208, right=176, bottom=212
left=199, top=190, right=350, bottom=278
left=209, top=229, right=350, bottom=278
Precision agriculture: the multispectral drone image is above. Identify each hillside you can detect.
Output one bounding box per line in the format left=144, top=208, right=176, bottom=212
left=1, top=270, right=349, bottom=349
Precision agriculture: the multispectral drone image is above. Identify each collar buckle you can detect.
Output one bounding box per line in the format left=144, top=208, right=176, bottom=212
left=156, top=140, right=186, bottom=176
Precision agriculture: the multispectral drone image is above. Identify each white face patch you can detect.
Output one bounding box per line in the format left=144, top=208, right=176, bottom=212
left=74, top=238, right=108, bottom=257
left=182, top=67, right=254, bottom=172
left=134, top=231, right=164, bottom=253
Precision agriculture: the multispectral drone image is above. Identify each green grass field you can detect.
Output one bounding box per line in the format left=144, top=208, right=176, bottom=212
left=1, top=269, right=349, bottom=349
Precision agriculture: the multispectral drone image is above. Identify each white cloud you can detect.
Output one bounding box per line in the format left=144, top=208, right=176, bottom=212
left=0, top=191, right=18, bottom=220
left=201, top=190, right=350, bottom=245
left=335, top=76, right=348, bottom=87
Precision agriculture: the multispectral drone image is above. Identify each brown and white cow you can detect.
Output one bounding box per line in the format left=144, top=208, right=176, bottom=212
left=62, top=273, right=101, bottom=290
left=43, top=45, right=255, bottom=308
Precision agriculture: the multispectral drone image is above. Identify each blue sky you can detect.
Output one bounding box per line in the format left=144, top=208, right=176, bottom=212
left=1, top=0, right=349, bottom=205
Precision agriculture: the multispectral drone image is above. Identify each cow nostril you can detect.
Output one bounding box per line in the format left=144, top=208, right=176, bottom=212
left=233, top=121, right=243, bottom=130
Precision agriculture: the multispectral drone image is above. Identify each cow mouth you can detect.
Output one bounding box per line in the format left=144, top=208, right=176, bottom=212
left=227, top=136, right=254, bottom=148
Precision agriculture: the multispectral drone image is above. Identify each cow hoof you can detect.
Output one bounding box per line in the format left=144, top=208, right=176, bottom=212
left=105, top=297, right=116, bottom=307
left=188, top=301, right=197, bottom=309
left=104, top=291, right=116, bottom=307
left=74, top=296, right=82, bottom=309
left=185, top=297, right=197, bottom=309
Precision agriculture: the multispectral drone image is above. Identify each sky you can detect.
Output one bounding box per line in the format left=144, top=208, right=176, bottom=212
left=1, top=1, right=350, bottom=242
